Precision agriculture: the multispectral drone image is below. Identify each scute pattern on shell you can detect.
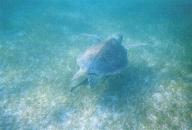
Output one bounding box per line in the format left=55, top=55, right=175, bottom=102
left=77, top=37, right=128, bottom=76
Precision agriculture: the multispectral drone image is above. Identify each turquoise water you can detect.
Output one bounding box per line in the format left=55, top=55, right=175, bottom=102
left=0, top=0, right=192, bottom=130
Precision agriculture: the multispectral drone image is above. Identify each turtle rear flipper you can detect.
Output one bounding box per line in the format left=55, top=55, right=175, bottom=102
left=71, top=69, right=87, bottom=92
left=87, top=74, right=101, bottom=88
left=70, top=78, right=88, bottom=92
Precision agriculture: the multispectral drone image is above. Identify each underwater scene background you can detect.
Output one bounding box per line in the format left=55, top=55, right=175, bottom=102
left=0, top=0, right=192, bottom=130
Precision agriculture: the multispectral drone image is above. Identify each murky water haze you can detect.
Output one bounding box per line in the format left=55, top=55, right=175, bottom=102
left=0, top=0, right=192, bottom=130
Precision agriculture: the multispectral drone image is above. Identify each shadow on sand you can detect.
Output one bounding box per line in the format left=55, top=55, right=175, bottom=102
left=97, top=63, right=157, bottom=112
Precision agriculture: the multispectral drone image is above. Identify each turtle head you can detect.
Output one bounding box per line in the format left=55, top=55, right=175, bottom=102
left=112, top=34, right=123, bottom=43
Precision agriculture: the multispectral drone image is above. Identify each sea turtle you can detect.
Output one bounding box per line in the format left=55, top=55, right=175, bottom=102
left=71, top=34, right=128, bottom=91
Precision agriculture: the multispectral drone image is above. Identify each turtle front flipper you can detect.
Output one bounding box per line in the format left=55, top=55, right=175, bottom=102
left=80, top=33, right=103, bottom=43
